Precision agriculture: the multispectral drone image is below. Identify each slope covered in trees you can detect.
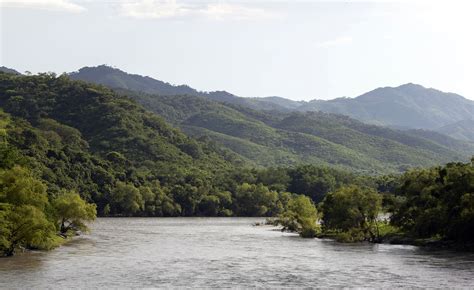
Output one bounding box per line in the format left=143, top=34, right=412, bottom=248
left=302, top=83, right=474, bottom=131
left=436, top=120, right=474, bottom=142
left=0, top=72, right=365, bottom=222
left=70, top=66, right=474, bottom=142
left=125, top=92, right=473, bottom=173
left=0, top=72, right=239, bottom=217
left=69, top=65, right=291, bottom=111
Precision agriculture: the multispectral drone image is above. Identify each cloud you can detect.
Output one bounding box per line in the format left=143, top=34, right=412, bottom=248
left=0, top=0, right=86, bottom=12
left=315, top=36, right=353, bottom=48
left=118, top=0, right=280, bottom=20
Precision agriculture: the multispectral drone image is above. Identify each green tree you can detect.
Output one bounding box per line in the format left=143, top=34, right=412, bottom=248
left=111, top=182, right=144, bottom=215
left=0, top=166, right=48, bottom=209
left=279, top=195, right=319, bottom=238
left=0, top=166, right=59, bottom=256
left=233, top=183, right=279, bottom=216
left=391, top=160, right=474, bottom=241
left=1, top=204, right=58, bottom=256
left=53, top=191, right=97, bottom=234
left=322, top=185, right=382, bottom=242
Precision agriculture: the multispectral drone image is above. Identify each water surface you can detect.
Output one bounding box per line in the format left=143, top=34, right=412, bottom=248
left=1, top=218, right=474, bottom=288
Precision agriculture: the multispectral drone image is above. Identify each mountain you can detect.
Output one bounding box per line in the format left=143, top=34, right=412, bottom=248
left=70, top=65, right=291, bottom=111
left=0, top=71, right=253, bottom=217
left=3, top=70, right=396, bottom=220
left=126, top=90, right=474, bottom=174
left=70, top=66, right=474, bottom=138
left=436, top=120, right=474, bottom=142
left=68, top=65, right=474, bottom=173
left=0, top=66, right=21, bottom=75
left=301, top=83, right=474, bottom=130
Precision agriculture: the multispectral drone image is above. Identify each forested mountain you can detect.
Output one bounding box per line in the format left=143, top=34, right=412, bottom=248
left=125, top=90, right=473, bottom=174
left=436, top=120, right=474, bottom=142
left=1, top=72, right=382, bottom=220
left=303, top=83, right=474, bottom=130
left=69, top=65, right=291, bottom=111
left=70, top=66, right=474, bottom=142
left=0, top=72, right=251, bottom=217
left=0, top=66, right=20, bottom=75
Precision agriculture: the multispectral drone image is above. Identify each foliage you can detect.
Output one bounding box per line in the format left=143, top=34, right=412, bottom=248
left=390, top=159, right=474, bottom=242
left=322, top=185, right=382, bottom=242
left=278, top=195, right=319, bottom=238
left=233, top=183, right=280, bottom=216
left=73, top=66, right=474, bottom=173
left=53, top=191, right=96, bottom=234
left=0, top=166, right=94, bottom=256
left=1, top=70, right=473, bottom=250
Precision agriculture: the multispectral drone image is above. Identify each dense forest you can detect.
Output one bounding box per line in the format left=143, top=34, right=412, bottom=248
left=71, top=65, right=474, bottom=142
left=1, top=71, right=473, bottom=256
left=125, top=91, right=473, bottom=173
left=71, top=66, right=474, bottom=173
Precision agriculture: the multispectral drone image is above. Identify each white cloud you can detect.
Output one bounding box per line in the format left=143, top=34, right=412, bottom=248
left=0, top=0, right=86, bottom=12
left=316, top=36, right=353, bottom=48
left=118, top=0, right=280, bottom=20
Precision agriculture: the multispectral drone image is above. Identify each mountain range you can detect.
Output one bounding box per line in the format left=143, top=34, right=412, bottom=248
left=69, top=65, right=474, bottom=141
left=2, top=65, right=472, bottom=174
left=67, top=65, right=474, bottom=173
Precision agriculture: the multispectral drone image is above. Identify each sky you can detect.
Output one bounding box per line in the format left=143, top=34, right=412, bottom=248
left=1, top=0, right=474, bottom=101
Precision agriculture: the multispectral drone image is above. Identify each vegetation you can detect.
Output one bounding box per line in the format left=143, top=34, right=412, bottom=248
left=303, top=83, right=474, bottom=135
left=70, top=66, right=474, bottom=143
left=53, top=191, right=96, bottom=235
left=321, top=185, right=382, bottom=242
left=0, top=72, right=372, bottom=221
left=127, top=91, right=471, bottom=174
left=0, top=166, right=96, bottom=256
left=1, top=70, right=473, bottom=256
left=71, top=66, right=474, bottom=169
left=278, top=195, right=319, bottom=238
left=390, top=158, right=474, bottom=243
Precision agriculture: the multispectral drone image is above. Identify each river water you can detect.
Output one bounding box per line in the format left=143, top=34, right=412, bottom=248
left=1, top=218, right=473, bottom=288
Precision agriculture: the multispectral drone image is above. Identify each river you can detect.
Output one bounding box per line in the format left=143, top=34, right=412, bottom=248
left=1, top=218, right=473, bottom=288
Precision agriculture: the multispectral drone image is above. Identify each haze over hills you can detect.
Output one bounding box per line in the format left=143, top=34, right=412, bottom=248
left=69, top=65, right=474, bottom=142
left=436, top=119, right=474, bottom=142
left=304, top=83, right=474, bottom=130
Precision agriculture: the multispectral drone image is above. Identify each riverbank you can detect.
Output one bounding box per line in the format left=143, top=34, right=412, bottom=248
left=263, top=218, right=474, bottom=252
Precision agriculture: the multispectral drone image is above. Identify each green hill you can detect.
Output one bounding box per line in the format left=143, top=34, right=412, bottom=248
left=0, top=72, right=250, bottom=217
left=127, top=92, right=473, bottom=174
left=303, top=83, right=474, bottom=130
left=436, top=120, right=474, bottom=142
left=70, top=66, right=474, bottom=143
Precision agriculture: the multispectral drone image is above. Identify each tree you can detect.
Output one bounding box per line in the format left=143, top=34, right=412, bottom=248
left=322, top=185, right=382, bottom=242
left=287, top=165, right=337, bottom=203
left=391, top=161, right=474, bottom=241
left=279, top=195, right=319, bottom=238
left=111, top=182, right=143, bottom=215
left=0, top=166, right=57, bottom=255
left=0, top=204, right=58, bottom=256
left=0, top=166, right=48, bottom=209
left=53, top=191, right=96, bottom=235
left=233, top=183, right=279, bottom=216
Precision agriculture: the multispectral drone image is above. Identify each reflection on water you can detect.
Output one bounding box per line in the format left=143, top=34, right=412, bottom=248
left=1, top=218, right=473, bottom=288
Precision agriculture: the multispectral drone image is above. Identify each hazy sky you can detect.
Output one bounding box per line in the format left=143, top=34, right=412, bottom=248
left=1, top=0, right=473, bottom=100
